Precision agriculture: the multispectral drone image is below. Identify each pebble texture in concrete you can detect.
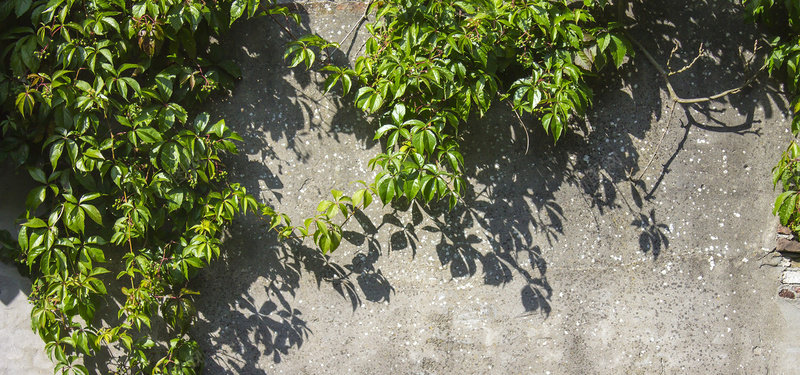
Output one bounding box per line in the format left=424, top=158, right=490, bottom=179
left=3, top=1, right=800, bottom=374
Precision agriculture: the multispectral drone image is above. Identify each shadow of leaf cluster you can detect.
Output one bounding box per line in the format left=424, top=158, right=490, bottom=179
left=187, top=0, right=781, bottom=371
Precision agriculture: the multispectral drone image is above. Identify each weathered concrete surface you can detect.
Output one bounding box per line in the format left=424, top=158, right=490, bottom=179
left=194, top=1, right=800, bottom=374
left=4, top=0, right=800, bottom=374
left=0, top=166, right=53, bottom=374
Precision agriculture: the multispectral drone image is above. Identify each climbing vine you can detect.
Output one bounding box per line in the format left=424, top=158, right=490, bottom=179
left=0, top=0, right=630, bottom=373
left=743, top=0, right=800, bottom=232
left=289, top=0, right=631, bottom=210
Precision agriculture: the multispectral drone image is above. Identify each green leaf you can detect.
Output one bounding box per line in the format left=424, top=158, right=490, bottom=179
left=135, top=127, right=163, bottom=143
left=155, top=75, right=174, bottom=102
left=376, top=173, right=396, bottom=204
left=421, top=175, right=436, bottom=202
left=391, top=103, right=406, bottom=124
left=609, top=35, right=628, bottom=68
left=28, top=167, right=47, bottom=184
left=352, top=189, right=366, bottom=207
left=448, top=193, right=458, bottom=211
left=230, top=0, right=245, bottom=25
left=23, top=217, right=47, bottom=229
left=317, top=200, right=333, bottom=212
left=375, top=124, right=397, bottom=140
left=15, top=92, right=35, bottom=118
left=404, top=177, right=421, bottom=201
left=412, top=129, right=437, bottom=154
left=160, top=142, right=181, bottom=174
left=527, top=89, right=542, bottom=112
left=303, top=48, right=316, bottom=69
left=26, top=186, right=47, bottom=213
left=422, top=129, right=437, bottom=154
left=328, top=226, right=342, bottom=252
left=597, top=33, right=610, bottom=53
left=81, top=204, right=103, bottom=225
left=15, top=0, right=32, bottom=16
left=50, top=140, right=64, bottom=169
left=776, top=190, right=796, bottom=217
left=341, top=74, right=353, bottom=95
left=132, top=2, right=146, bottom=18
left=65, top=204, right=86, bottom=234
left=84, top=149, right=105, bottom=160
left=780, top=193, right=799, bottom=225
left=323, top=73, right=340, bottom=94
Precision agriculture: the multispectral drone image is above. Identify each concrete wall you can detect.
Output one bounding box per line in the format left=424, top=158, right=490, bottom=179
left=3, top=1, right=800, bottom=374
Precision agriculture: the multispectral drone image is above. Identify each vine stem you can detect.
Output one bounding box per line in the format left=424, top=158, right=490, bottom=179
left=258, top=3, right=298, bottom=41
left=625, top=32, right=766, bottom=182
left=506, top=99, right=531, bottom=154
left=625, top=32, right=764, bottom=104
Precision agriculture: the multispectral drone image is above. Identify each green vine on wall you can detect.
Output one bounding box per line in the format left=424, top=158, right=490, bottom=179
left=743, top=0, right=800, bottom=233
left=288, top=0, right=631, bottom=211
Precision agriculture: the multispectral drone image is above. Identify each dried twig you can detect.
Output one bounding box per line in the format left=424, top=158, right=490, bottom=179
left=626, top=32, right=765, bottom=182
left=665, top=41, right=680, bottom=72
left=626, top=33, right=764, bottom=104
left=669, top=42, right=705, bottom=76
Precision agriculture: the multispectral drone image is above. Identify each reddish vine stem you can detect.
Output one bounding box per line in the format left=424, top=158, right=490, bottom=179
left=266, top=12, right=297, bottom=40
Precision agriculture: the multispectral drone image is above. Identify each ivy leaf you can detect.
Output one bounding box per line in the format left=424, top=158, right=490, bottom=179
left=374, top=124, right=397, bottom=140
left=341, top=74, right=353, bottom=95
left=84, top=149, right=105, bottom=160
left=50, top=140, right=64, bottom=169
left=779, top=193, right=799, bottom=225
left=132, top=2, right=146, bottom=18
left=15, top=0, right=31, bottom=16
left=135, top=127, right=163, bottom=143
left=160, top=142, right=181, bottom=174
left=404, top=177, right=421, bottom=201
left=412, top=129, right=437, bottom=154
left=609, top=35, right=628, bottom=68
left=155, top=75, right=174, bottom=102
left=28, top=167, right=47, bottom=184
left=323, top=73, right=340, bottom=94
left=421, top=175, right=436, bottom=202
left=391, top=103, right=406, bottom=124
left=15, top=91, right=35, bottom=118
left=26, top=186, right=47, bottom=213
left=230, top=0, right=245, bottom=25
left=376, top=173, right=396, bottom=204
left=64, top=203, right=86, bottom=234
left=81, top=204, right=102, bottom=225
left=317, top=200, right=333, bottom=212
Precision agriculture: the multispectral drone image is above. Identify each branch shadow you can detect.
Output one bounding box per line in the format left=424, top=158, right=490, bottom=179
left=190, top=0, right=783, bottom=372
left=192, top=4, right=388, bottom=372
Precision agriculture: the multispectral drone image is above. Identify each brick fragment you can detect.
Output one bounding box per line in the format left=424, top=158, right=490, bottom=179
left=776, top=238, right=800, bottom=253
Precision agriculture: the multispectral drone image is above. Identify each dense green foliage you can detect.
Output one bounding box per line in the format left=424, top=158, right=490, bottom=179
left=0, top=0, right=300, bottom=373
left=0, top=0, right=630, bottom=373
left=289, top=0, right=630, bottom=211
